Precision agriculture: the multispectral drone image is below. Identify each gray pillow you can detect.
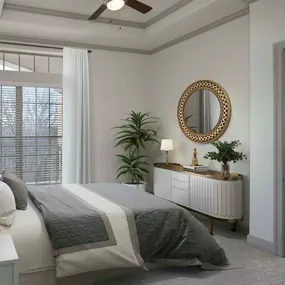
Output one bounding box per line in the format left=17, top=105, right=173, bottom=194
left=1, top=171, right=28, bottom=210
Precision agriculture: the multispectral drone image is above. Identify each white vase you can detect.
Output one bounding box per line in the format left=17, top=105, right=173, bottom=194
left=122, top=182, right=147, bottom=192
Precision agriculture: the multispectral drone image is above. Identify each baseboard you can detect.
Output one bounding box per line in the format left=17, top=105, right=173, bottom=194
left=247, top=234, right=276, bottom=254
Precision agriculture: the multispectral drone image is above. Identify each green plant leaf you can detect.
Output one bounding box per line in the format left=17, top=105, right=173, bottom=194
left=116, top=169, right=130, bottom=179
left=117, top=165, right=131, bottom=172
left=138, top=161, right=151, bottom=166
left=204, top=140, right=247, bottom=164
left=138, top=167, right=150, bottom=174
left=116, top=154, right=131, bottom=165
left=113, top=111, right=159, bottom=182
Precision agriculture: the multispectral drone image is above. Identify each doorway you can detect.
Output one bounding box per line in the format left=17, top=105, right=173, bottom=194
left=274, top=43, right=285, bottom=257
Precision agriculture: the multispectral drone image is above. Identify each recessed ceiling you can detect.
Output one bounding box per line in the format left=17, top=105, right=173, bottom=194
left=4, top=0, right=183, bottom=22
left=0, top=0, right=251, bottom=53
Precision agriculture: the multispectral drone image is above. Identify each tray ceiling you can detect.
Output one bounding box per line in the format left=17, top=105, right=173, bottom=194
left=4, top=0, right=184, bottom=23
left=0, top=0, right=252, bottom=53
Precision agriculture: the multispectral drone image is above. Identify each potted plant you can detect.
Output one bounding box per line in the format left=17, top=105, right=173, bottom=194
left=114, top=111, right=159, bottom=191
left=204, top=140, right=247, bottom=179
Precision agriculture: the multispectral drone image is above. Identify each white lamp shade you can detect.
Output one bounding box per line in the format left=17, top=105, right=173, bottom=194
left=107, top=0, right=125, bottom=11
left=160, top=139, right=174, bottom=151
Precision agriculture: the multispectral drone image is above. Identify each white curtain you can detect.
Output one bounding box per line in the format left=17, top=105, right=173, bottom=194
left=62, top=47, right=91, bottom=184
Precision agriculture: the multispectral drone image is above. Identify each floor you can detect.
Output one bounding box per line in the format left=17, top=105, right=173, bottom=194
left=96, top=225, right=285, bottom=285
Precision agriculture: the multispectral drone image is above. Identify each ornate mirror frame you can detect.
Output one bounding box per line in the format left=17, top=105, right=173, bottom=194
left=177, top=80, right=231, bottom=144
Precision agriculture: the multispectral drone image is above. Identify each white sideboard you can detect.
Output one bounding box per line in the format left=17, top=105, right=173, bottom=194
left=154, top=164, right=243, bottom=234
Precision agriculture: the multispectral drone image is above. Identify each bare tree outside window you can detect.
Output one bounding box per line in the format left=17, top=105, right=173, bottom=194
left=0, top=86, right=62, bottom=184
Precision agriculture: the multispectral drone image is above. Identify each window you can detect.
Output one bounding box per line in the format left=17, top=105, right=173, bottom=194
left=0, top=86, right=63, bottom=184
left=0, top=48, right=63, bottom=184
left=0, top=51, right=62, bottom=73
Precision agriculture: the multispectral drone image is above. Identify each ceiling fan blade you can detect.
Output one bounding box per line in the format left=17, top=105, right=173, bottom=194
left=88, top=4, right=107, bottom=20
left=126, top=0, right=152, bottom=14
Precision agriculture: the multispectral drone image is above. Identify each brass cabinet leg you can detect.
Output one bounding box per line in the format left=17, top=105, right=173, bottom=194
left=208, top=218, right=214, bottom=235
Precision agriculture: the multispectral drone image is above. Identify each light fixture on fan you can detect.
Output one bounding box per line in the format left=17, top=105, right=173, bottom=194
left=107, top=0, right=125, bottom=11
left=88, top=0, right=152, bottom=20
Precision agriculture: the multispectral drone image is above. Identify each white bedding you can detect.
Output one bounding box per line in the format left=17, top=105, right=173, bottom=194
left=0, top=200, right=55, bottom=274
left=55, top=184, right=143, bottom=277
left=0, top=183, right=201, bottom=284
left=0, top=184, right=144, bottom=278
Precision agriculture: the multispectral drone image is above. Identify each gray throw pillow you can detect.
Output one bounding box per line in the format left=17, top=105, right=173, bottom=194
left=1, top=171, right=28, bottom=210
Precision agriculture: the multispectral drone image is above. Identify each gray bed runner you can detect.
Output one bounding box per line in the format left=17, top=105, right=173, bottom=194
left=83, top=183, right=228, bottom=266
left=28, top=184, right=116, bottom=255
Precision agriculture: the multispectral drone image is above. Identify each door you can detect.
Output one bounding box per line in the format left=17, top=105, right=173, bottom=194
left=153, top=167, right=171, bottom=200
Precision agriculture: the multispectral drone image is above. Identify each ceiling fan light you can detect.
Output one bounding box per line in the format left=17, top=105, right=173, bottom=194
left=107, top=0, right=125, bottom=11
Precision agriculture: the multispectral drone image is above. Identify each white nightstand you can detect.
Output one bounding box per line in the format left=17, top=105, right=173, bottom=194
left=0, top=234, right=18, bottom=285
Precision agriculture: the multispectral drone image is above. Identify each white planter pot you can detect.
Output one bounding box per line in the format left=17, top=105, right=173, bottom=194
left=122, top=182, right=147, bottom=192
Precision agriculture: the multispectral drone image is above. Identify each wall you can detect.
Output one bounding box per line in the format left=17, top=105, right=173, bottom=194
left=89, top=50, right=149, bottom=183
left=249, top=0, right=285, bottom=243
left=149, top=16, right=250, bottom=227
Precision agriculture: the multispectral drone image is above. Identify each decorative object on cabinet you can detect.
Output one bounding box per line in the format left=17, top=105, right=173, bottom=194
left=114, top=111, right=159, bottom=191
left=192, top=148, right=199, bottom=166
left=160, top=139, right=174, bottom=165
left=204, top=140, right=247, bottom=179
left=177, top=80, right=231, bottom=144
left=153, top=163, right=243, bottom=235
left=183, top=165, right=209, bottom=172
left=231, top=173, right=239, bottom=180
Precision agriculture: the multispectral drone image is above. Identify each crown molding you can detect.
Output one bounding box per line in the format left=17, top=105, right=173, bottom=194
left=0, top=34, right=151, bottom=55
left=0, top=8, right=249, bottom=55
left=150, top=8, right=249, bottom=54
left=0, top=0, right=4, bottom=17
left=144, top=0, right=194, bottom=28
left=3, top=3, right=144, bottom=29
left=242, top=0, right=260, bottom=4
left=3, top=0, right=192, bottom=30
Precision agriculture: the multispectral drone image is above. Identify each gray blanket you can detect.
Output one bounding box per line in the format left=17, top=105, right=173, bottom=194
left=28, top=185, right=116, bottom=255
left=29, top=183, right=227, bottom=266
left=84, top=183, right=228, bottom=266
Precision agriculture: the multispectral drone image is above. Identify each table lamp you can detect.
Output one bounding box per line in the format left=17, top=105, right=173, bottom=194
left=161, top=139, right=174, bottom=165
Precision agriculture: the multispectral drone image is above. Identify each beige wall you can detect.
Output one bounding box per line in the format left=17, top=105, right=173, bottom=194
left=89, top=50, right=150, bottom=183
left=149, top=16, right=250, bottom=227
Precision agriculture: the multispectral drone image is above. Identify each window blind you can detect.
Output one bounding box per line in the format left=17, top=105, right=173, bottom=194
left=0, top=85, right=63, bottom=184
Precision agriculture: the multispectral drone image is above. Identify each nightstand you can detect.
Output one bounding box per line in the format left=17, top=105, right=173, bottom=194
left=0, top=234, right=19, bottom=285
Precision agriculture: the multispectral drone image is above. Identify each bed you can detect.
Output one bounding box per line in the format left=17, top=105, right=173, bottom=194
left=0, top=183, right=227, bottom=285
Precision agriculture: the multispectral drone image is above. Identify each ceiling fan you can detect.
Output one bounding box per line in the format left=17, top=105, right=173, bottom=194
left=88, top=0, right=152, bottom=20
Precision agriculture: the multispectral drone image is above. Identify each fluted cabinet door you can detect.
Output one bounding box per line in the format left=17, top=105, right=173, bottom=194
left=153, top=167, right=171, bottom=200
left=189, top=175, right=243, bottom=220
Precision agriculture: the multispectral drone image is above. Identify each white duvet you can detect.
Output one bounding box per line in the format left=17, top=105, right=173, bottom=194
left=0, top=184, right=144, bottom=278
left=0, top=200, right=55, bottom=274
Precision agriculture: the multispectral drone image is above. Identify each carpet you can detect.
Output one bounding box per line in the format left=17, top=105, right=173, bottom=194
left=94, top=229, right=285, bottom=285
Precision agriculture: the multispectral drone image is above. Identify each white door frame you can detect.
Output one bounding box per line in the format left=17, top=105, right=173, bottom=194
left=274, top=41, right=285, bottom=257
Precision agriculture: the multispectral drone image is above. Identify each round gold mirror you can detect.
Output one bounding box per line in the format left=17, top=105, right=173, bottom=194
left=177, top=80, right=231, bottom=144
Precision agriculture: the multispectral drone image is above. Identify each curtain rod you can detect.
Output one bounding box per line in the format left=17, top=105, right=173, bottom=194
left=0, top=41, right=92, bottom=53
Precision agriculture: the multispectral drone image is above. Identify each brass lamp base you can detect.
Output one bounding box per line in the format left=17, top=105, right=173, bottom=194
left=165, top=150, right=169, bottom=165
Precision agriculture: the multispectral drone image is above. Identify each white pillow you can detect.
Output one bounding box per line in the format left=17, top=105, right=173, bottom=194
left=0, top=181, right=16, bottom=226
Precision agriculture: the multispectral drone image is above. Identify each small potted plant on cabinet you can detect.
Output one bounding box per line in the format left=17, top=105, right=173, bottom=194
left=114, top=111, right=159, bottom=191
left=204, top=140, right=247, bottom=179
